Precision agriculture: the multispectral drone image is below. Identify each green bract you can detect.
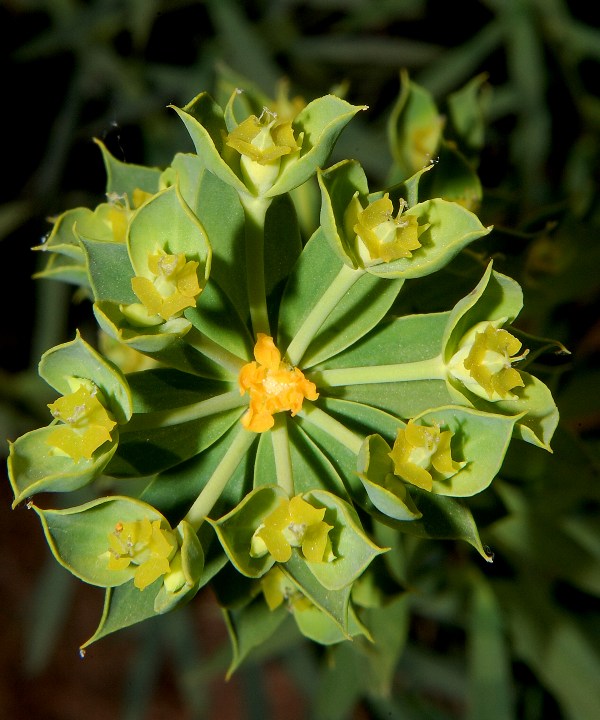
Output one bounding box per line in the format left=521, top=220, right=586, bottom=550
left=6, top=74, right=561, bottom=670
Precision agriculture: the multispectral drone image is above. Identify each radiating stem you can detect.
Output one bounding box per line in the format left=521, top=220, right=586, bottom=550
left=184, top=427, right=256, bottom=531
left=271, top=415, right=294, bottom=495
left=285, top=263, right=362, bottom=366
left=308, top=355, right=445, bottom=387
left=298, top=402, right=363, bottom=455
left=186, top=327, right=248, bottom=377
left=121, top=390, right=246, bottom=433
left=240, top=193, right=272, bottom=338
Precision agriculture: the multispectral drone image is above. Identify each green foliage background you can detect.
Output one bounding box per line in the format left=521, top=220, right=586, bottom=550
left=1, top=1, right=599, bottom=719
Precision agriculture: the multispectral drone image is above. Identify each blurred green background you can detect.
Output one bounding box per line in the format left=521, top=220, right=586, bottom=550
left=1, top=1, right=599, bottom=719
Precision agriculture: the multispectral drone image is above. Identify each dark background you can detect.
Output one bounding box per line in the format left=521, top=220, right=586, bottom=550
left=2, top=1, right=600, bottom=718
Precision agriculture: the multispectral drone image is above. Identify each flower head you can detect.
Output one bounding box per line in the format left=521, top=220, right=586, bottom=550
left=226, top=108, right=301, bottom=165
left=344, top=192, right=427, bottom=264
left=107, top=517, right=178, bottom=590
left=448, top=321, right=528, bottom=401
left=250, top=494, right=334, bottom=564
left=46, top=384, right=117, bottom=462
left=103, top=189, right=153, bottom=243
left=388, top=419, right=464, bottom=491
left=239, top=334, right=318, bottom=432
left=130, top=248, right=201, bottom=323
left=226, top=108, right=302, bottom=194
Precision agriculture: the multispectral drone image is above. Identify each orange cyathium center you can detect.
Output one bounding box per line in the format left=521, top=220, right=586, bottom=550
left=238, top=334, right=318, bottom=432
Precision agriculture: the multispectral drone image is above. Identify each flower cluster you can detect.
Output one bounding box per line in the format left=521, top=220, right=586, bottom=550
left=6, top=72, right=560, bottom=668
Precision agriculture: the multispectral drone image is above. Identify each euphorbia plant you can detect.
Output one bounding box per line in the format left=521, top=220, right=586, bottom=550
left=7, top=72, right=559, bottom=677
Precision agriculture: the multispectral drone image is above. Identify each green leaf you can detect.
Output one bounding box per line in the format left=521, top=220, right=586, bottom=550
left=418, top=141, right=482, bottom=210
left=412, top=405, right=519, bottom=496
left=278, top=227, right=345, bottom=349
left=109, top=406, right=243, bottom=476
left=495, top=576, right=600, bottom=720
left=388, top=69, right=443, bottom=181
left=223, top=597, right=289, bottom=678
left=318, top=159, right=370, bottom=267
left=209, top=485, right=286, bottom=578
left=326, top=380, right=453, bottom=422
left=301, top=273, right=404, bottom=369
left=192, top=168, right=249, bottom=321
left=81, top=580, right=163, bottom=650
left=127, top=369, right=235, bottom=413
left=185, top=279, right=253, bottom=360
left=293, top=600, right=369, bottom=645
left=316, top=397, right=401, bottom=442
left=253, top=421, right=349, bottom=498
left=36, top=206, right=93, bottom=255
left=288, top=422, right=350, bottom=499
left=302, top=489, right=386, bottom=591
left=33, top=254, right=89, bottom=287
left=8, top=426, right=118, bottom=505
left=39, top=331, right=132, bottom=424
left=33, top=496, right=166, bottom=587
left=79, top=236, right=137, bottom=304
left=313, top=311, right=450, bottom=370
left=448, top=369, right=558, bottom=451
left=94, top=139, right=161, bottom=197
left=165, top=153, right=205, bottom=214
left=359, top=595, right=410, bottom=697
left=447, top=73, right=488, bottom=156
left=172, top=95, right=248, bottom=195
left=264, top=192, right=303, bottom=299
left=283, top=550, right=354, bottom=633
left=467, top=573, right=515, bottom=720
left=93, top=301, right=193, bottom=356
left=379, top=488, right=492, bottom=561
left=267, top=94, right=366, bottom=197
left=140, top=423, right=255, bottom=524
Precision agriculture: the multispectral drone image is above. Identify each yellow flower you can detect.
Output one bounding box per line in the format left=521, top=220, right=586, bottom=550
left=130, top=248, right=201, bottom=322
left=225, top=108, right=302, bottom=194
left=250, top=495, right=334, bottom=564
left=103, top=189, right=154, bottom=243
left=226, top=109, right=301, bottom=165
left=46, top=384, right=117, bottom=462
left=345, top=192, right=428, bottom=264
left=388, top=419, right=464, bottom=491
left=448, top=321, right=528, bottom=401
left=260, top=566, right=311, bottom=611
left=239, top=334, right=318, bottom=432
left=107, top=517, right=178, bottom=590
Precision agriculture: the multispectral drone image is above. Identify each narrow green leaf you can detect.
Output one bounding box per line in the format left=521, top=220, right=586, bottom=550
left=223, top=597, right=289, bottom=678
left=109, top=407, right=243, bottom=477
left=467, top=573, right=515, bottom=720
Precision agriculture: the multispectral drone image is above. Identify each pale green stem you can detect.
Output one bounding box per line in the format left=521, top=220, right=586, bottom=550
left=121, top=390, right=246, bottom=433
left=308, top=354, right=445, bottom=387
left=271, top=415, right=294, bottom=496
left=285, top=263, right=363, bottom=366
left=298, top=402, right=363, bottom=455
left=184, top=427, right=257, bottom=531
left=239, top=193, right=272, bottom=337
left=186, top=327, right=247, bottom=377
